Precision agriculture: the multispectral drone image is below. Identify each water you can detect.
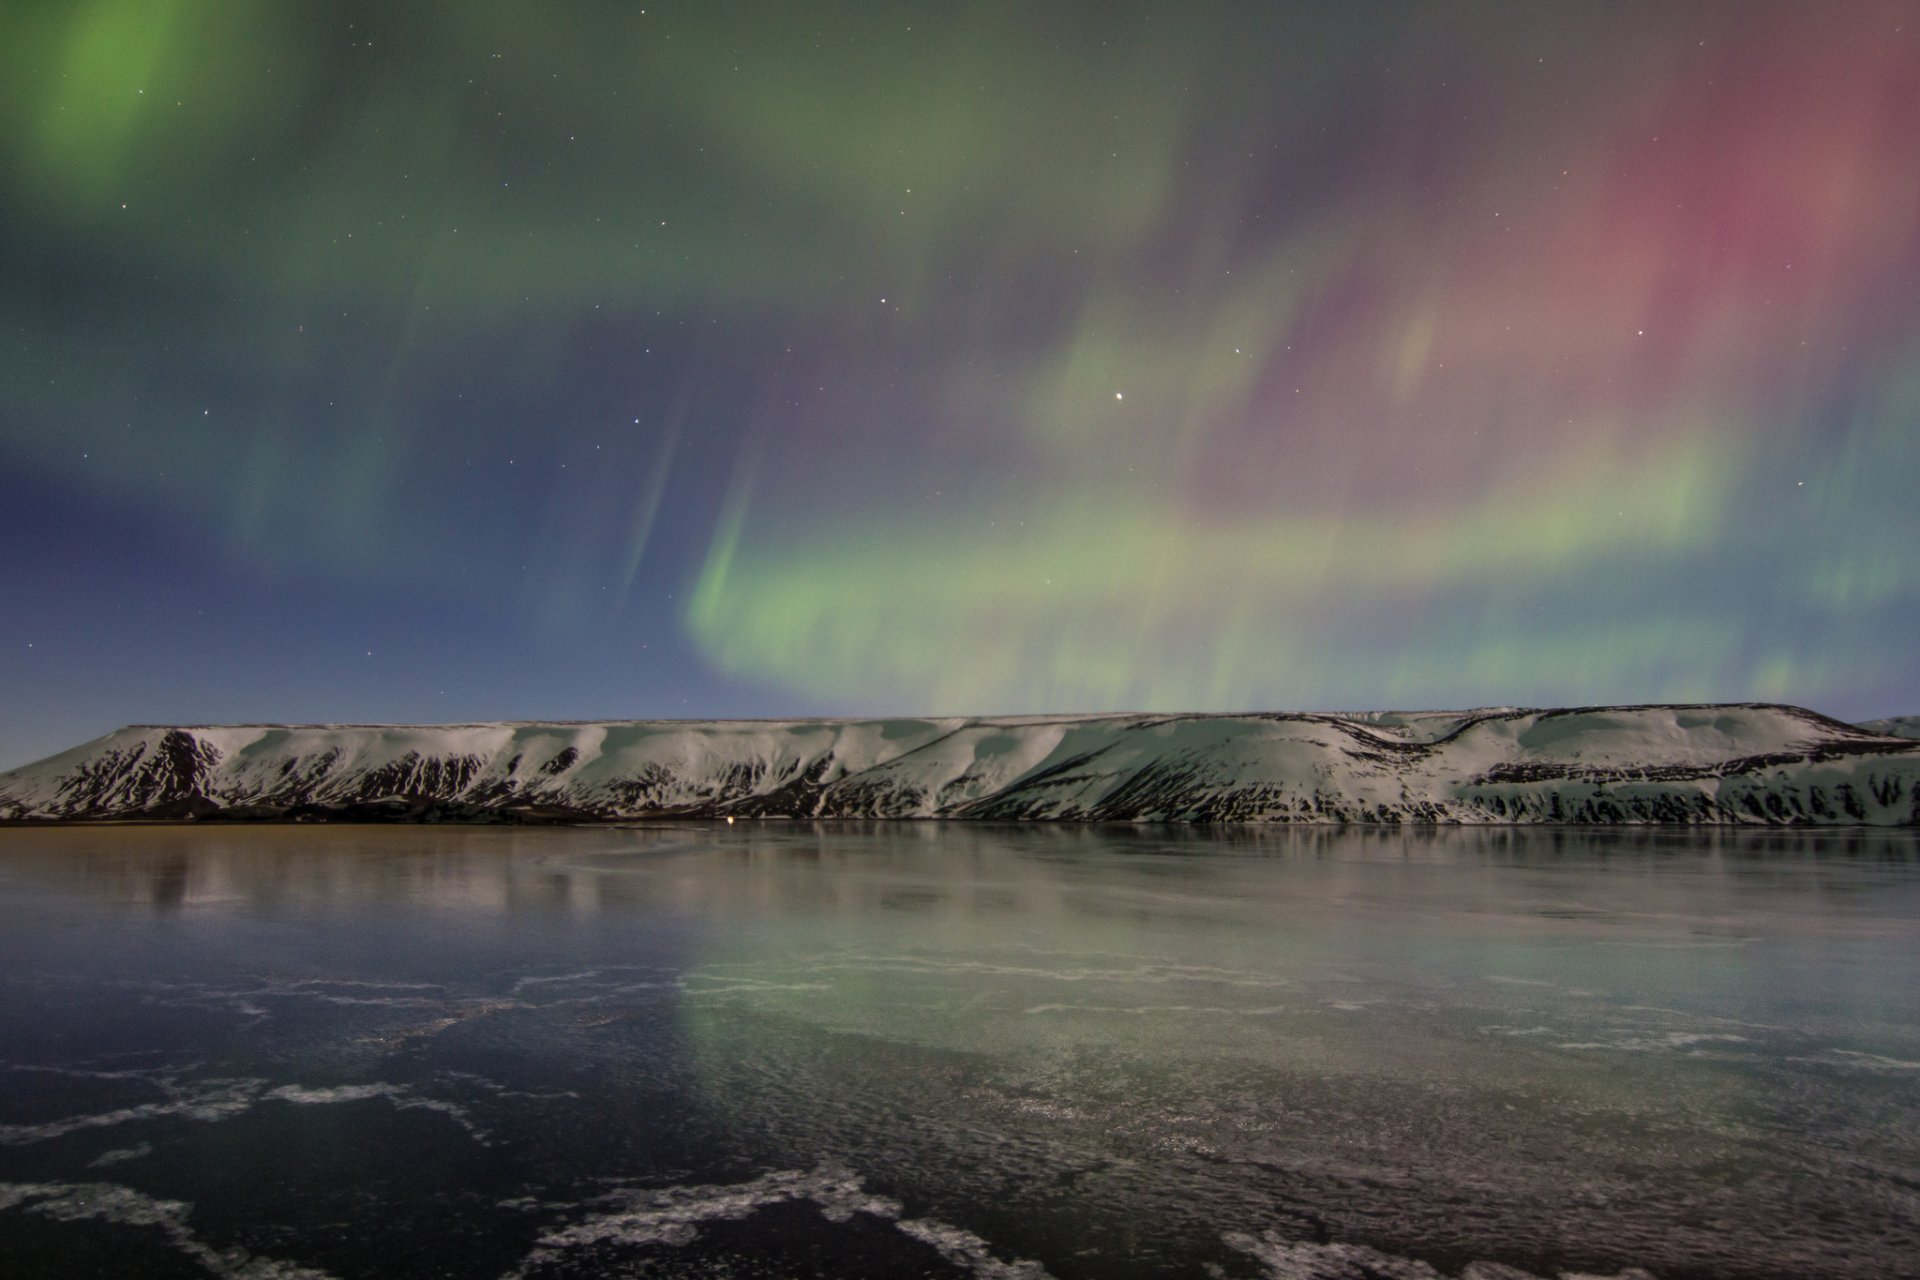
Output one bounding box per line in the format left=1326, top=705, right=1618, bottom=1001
left=1, top=825, right=1916, bottom=1280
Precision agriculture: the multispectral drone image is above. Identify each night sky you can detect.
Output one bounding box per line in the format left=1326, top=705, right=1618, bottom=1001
left=3, top=1, right=1918, bottom=768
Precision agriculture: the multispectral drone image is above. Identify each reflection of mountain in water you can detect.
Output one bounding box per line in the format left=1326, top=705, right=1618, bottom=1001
left=10, top=820, right=1916, bottom=920
left=3, top=704, right=1918, bottom=825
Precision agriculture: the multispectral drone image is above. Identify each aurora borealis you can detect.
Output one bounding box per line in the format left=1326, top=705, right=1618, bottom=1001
left=2, top=1, right=1918, bottom=767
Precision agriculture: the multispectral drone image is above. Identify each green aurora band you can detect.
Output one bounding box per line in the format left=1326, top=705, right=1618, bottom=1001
left=3, top=1, right=1918, bottom=730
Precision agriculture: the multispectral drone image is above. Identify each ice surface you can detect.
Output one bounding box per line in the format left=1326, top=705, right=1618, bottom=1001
left=2, top=824, right=1917, bottom=1278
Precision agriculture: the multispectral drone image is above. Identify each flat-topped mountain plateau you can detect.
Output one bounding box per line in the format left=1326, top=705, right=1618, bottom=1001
left=4, top=704, right=1917, bottom=825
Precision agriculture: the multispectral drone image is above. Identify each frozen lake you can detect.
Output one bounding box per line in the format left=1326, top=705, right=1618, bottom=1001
left=1, top=824, right=1916, bottom=1278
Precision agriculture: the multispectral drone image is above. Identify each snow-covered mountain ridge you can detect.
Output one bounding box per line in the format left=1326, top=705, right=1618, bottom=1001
left=3, top=704, right=1917, bottom=824
left=1858, top=715, right=1920, bottom=741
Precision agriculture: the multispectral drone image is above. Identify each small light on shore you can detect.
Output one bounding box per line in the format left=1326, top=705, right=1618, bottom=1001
left=725, top=815, right=735, bottom=825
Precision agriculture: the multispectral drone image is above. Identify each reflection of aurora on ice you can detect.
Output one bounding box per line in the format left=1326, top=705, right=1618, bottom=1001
left=661, top=827, right=1920, bottom=1278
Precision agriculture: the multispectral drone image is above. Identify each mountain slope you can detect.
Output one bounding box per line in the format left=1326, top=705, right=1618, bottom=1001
left=1, top=705, right=1915, bottom=825
left=1858, top=716, right=1920, bottom=741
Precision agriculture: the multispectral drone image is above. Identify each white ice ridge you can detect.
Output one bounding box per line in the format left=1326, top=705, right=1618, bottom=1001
left=1224, top=1229, right=1659, bottom=1280
left=503, top=1164, right=1053, bottom=1279
left=0, top=1072, right=485, bottom=1147
left=2, top=703, right=1917, bottom=824
left=0, top=1181, right=338, bottom=1279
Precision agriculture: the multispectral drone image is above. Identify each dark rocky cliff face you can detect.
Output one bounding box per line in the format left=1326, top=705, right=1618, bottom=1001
left=45, top=730, right=225, bottom=819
